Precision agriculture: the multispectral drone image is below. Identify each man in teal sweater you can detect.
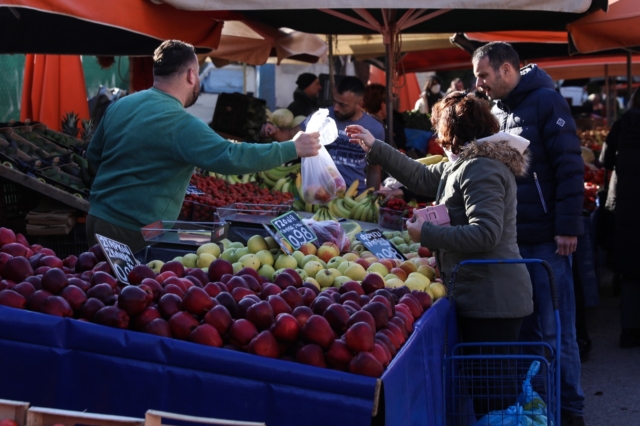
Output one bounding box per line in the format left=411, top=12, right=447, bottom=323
left=86, top=40, right=320, bottom=251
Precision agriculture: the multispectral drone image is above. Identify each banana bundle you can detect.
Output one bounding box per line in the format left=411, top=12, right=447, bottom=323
left=256, top=163, right=301, bottom=189
left=416, top=154, right=447, bottom=165
left=311, top=204, right=337, bottom=221
left=209, top=172, right=257, bottom=184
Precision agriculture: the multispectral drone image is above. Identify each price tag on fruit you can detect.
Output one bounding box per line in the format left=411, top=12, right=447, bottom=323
left=271, top=211, right=317, bottom=250
left=186, top=184, right=204, bottom=195
left=95, top=234, right=140, bottom=285
left=356, top=229, right=406, bottom=261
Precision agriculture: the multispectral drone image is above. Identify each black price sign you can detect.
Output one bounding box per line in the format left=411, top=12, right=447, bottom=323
left=356, top=229, right=406, bottom=261
left=271, top=211, right=317, bottom=250
left=95, top=234, right=140, bottom=285
left=186, top=184, right=204, bottom=195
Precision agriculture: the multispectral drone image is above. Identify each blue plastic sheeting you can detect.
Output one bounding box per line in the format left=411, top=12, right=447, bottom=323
left=405, top=128, right=434, bottom=154
left=0, top=298, right=456, bottom=425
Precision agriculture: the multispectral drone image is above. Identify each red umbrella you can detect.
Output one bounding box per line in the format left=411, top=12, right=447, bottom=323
left=20, top=54, right=90, bottom=131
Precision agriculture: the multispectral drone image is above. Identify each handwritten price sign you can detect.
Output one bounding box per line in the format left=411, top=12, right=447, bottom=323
left=95, top=234, right=140, bottom=285
left=356, top=229, right=406, bottom=261
left=271, top=211, right=317, bottom=249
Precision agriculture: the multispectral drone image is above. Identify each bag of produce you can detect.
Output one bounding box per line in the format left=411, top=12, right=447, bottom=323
left=301, top=109, right=346, bottom=204
left=303, top=219, right=351, bottom=252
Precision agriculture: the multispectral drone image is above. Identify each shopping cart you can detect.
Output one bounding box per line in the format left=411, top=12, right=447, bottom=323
left=444, top=259, right=560, bottom=426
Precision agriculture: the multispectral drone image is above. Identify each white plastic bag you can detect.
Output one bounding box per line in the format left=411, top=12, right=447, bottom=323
left=301, top=109, right=346, bottom=204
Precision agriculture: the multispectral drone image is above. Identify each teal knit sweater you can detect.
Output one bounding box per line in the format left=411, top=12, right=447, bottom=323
left=87, top=88, right=297, bottom=231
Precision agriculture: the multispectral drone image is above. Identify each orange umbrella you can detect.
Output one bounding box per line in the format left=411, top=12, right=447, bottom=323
left=369, top=67, right=421, bottom=113
left=0, top=0, right=227, bottom=54
left=567, top=0, right=640, bottom=53
left=20, top=54, right=90, bottom=131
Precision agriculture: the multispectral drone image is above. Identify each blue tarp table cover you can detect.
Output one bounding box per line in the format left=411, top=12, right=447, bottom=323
left=0, top=297, right=456, bottom=425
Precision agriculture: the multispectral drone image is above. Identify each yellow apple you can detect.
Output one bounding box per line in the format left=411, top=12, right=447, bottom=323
left=343, top=263, right=366, bottom=281
left=417, top=265, right=436, bottom=281
left=385, top=278, right=406, bottom=289
left=239, top=254, right=261, bottom=270
left=232, top=262, right=243, bottom=274
left=196, top=253, right=216, bottom=268
left=230, top=247, right=250, bottom=263
left=181, top=253, right=198, bottom=268
left=367, top=262, right=389, bottom=277
left=316, top=268, right=341, bottom=288
left=317, top=242, right=340, bottom=263
left=296, top=268, right=308, bottom=280
left=300, top=254, right=321, bottom=268
left=408, top=272, right=431, bottom=286
left=429, top=282, right=447, bottom=300
left=303, top=261, right=324, bottom=279
left=332, top=276, right=352, bottom=288
left=197, top=242, right=221, bottom=258
left=274, top=254, right=298, bottom=270
left=220, top=248, right=236, bottom=262
left=218, top=238, right=232, bottom=250
left=384, top=273, right=400, bottom=282
left=299, top=242, right=317, bottom=255
left=326, top=256, right=345, bottom=269
left=265, top=236, right=279, bottom=250
left=404, top=277, right=428, bottom=292
left=304, top=277, right=321, bottom=290
left=291, top=250, right=305, bottom=266
left=342, top=252, right=360, bottom=262
left=228, top=241, right=244, bottom=249
left=147, top=260, right=164, bottom=274
left=337, top=261, right=357, bottom=274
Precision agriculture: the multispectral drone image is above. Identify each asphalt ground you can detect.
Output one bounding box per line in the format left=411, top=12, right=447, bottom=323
left=582, top=268, right=640, bottom=425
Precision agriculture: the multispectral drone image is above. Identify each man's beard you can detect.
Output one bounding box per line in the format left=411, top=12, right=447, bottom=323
left=334, top=109, right=355, bottom=121
left=185, top=85, right=200, bottom=108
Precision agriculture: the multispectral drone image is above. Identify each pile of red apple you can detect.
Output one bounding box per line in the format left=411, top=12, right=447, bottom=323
left=0, top=227, right=432, bottom=378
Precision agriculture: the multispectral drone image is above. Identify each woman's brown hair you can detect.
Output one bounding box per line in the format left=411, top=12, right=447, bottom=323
left=430, top=91, right=499, bottom=154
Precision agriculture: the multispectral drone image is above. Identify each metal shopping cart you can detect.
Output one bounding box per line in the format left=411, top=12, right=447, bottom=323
left=444, top=259, right=561, bottom=426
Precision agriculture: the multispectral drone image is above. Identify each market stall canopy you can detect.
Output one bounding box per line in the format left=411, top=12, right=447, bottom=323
left=203, top=20, right=327, bottom=66
left=20, top=54, right=90, bottom=131
left=567, top=0, right=640, bottom=53
left=535, top=55, right=640, bottom=80
left=0, top=0, right=229, bottom=55
left=156, top=0, right=608, bottom=34
left=325, top=33, right=453, bottom=59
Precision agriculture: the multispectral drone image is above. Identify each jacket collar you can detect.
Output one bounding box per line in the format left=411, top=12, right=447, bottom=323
left=455, top=132, right=530, bottom=177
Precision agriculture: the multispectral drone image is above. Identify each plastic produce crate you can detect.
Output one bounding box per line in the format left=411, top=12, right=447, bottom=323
left=32, top=222, right=89, bottom=258
left=0, top=399, right=29, bottom=426
left=377, top=207, right=408, bottom=231
left=26, top=407, right=143, bottom=426
left=0, top=177, right=42, bottom=224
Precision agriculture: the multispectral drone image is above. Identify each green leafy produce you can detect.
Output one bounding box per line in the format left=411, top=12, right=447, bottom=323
left=402, top=110, right=432, bottom=131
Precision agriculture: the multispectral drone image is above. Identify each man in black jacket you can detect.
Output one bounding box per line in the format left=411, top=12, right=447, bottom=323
left=287, top=73, right=321, bottom=117
left=473, top=42, right=586, bottom=426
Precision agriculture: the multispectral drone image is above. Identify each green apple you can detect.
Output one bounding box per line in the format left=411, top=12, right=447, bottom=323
left=303, top=261, right=324, bottom=280
left=197, top=242, right=221, bottom=258
left=405, top=277, right=427, bottom=292
left=255, top=249, right=274, bottom=267
left=352, top=244, right=365, bottom=254
left=265, top=236, right=279, bottom=250
left=258, top=264, right=276, bottom=279
left=332, top=276, right=352, bottom=287
left=239, top=253, right=261, bottom=270
left=295, top=268, right=308, bottom=281
left=231, top=247, right=250, bottom=263
left=429, top=282, right=447, bottom=299
left=232, top=262, right=243, bottom=274
left=343, top=263, right=366, bottom=281
left=382, top=231, right=394, bottom=239
left=247, top=235, right=269, bottom=254
left=274, top=254, right=298, bottom=270
left=337, top=261, right=356, bottom=274
left=367, top=262, right=389, bottom=277
left=300, top=254, right=321, bottom=268
left=391, top=236, right=405, bottom=246
left=384, top=273, right=400, bottom=282
left=304, top=277, right=321, bottom=290
left=326, top=255, right=345, bottom=269
left=410, top=243, right=421, bottom=252
left=316, top=268, right=341, bottom=288
left=228, top=241, right=244, bottom=249
left=219, top=238, right=233, bottom=250
left=342, top=253, right=359, bottom=262
left=172, top=256, right=183, bottom=263
left=291, top=250, right=305, bottom=266
left=385, top=278, right=405, bottom=289
left=318, top=259, right=327, bottom=269
left=408, top=272, right=430, bottom=286
left=197, top=253, right=216, bottom=268
left=220, top=248, right=236, bottom=262
left=391, top=231, right=403, bottom=238
left=396, top=243, right=410, bottom=254
left=403, top=231, right=412, bottom=244
left=147, top=260, right=164, bottom=274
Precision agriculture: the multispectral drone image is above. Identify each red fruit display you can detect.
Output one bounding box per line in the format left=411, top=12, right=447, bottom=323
left=267, top=295, right=293, bottom=317
left=0, top=289, right=26, bottom=309
left=86, top=283, right=116, bottom=306
left=2, top=256, right=34, bottom=283
left=118, top=286, right=152, bottom=317
left=78, top=298, right=105, bottom=321
left=127, top=265, right=156, bottom=285
left=325, top=339, right=354, bottom=370
left=12, top=282, right=36, bottom=299
left=229, top=319, right=258, bottom=347
left=130, top=307, right=161, bottom=331
left=1, top=243, right=32, bottom=258
left=296, top=344, right=326, bottom=368
left=190, top=324, right=223, bottom=347
left=259, top=283, right=281, bottom=299
left=0, top=227, right=17, bottom=246
left=349, top=351, right=383, bottom=377
left=75, top=252, right=98, bottom=272
left=323, top=304, right=350, bottom=333
left=145, top=318, right=172, bottom=337
left=270, top=313, right=300, bottom=343
left=345, top=322, right=375, bottom=353
left=94, top=306, right=129, bottom=328
left=26, top=290, right=52, bottom=312
left=168, top=311, right=199, bottom=340
left=203, top=305, right=233, bottom=335
left=208, top=259, right=234, bottom=282
left=41, top=296, right=73, bottom=318
left=300, top=315, right=335, bottom=349
left=280, top=286, right=304, bottom=310
left=246, top=301, right=275, bottom=331
left=158, top=293, right=183, bottom=319
left=182, top=286, right=214, bottom=317
left=248, top=330, right=279, bottom=358
left=362, top=302, right=389, bottom=330
left=60, top=285, right=87, bottom=312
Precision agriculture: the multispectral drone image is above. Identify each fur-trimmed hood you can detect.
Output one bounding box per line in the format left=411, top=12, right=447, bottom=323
left=458, top=132, right=530, bottom=177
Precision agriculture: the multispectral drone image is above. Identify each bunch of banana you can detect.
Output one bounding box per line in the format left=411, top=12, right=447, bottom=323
left=304, top=202, right=321, bottom=213
left=416, top=154, right=445, bottom=165
left=407, top=199, right=419, bottom=208
left=312, top=204, right=337, bottom=221
left=349, top=191, right=379, bottom=223
left=272, top=173, right=298, bottom=193
left=257, top=163, right=301, bottom=188
left=209, top=172, right=257, bottom=184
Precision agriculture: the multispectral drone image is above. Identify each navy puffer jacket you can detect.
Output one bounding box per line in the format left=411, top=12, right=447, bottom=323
left=493, top=65, right=584, bottom=244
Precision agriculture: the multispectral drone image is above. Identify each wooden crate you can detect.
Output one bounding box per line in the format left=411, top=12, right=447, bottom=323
left=0, top=399, right=29, bottom=426
left=144, top=410, right=265, bottom=426
left=26, top=407, right=144, bottom=426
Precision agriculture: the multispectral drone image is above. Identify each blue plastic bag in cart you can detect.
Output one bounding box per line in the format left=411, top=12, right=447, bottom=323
left=473, top=361, right=553, bottom=426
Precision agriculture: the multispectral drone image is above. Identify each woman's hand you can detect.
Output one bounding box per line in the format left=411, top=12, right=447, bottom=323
left=345, top=125, right=375, bottom=152
left=406, top=215, right=425, bottom=243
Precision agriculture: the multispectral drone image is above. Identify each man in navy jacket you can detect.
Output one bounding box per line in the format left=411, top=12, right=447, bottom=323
left=473, top=42, right=585, bottom=426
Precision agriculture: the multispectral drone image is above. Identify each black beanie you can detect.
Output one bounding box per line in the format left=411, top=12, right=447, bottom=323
left=296, top=73, right=318, bottom=90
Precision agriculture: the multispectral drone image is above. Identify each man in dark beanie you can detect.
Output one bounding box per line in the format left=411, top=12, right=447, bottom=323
left=288, top=72, right=321, bottom=117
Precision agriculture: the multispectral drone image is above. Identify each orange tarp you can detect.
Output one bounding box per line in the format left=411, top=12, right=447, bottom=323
left=0, top=0, right=227, bottom=51
left=20, top=54, right=90, bottom=131
left=368, top=67, right=422, bottom=113
left=568, top=0, right=640, bottom=53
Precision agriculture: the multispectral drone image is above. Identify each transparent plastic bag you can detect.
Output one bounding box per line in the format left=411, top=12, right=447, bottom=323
left=301, top=109, right=346, bottom=204
left=303, top=219, right=351, bottom=252
left=473, top=361, right=552, bottom=426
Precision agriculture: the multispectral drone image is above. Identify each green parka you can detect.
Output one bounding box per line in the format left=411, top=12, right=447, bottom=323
left=367, top=133, right=533, bottom=319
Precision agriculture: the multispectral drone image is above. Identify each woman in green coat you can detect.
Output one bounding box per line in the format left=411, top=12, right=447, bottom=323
left=347, top=91, right=534, bottom=412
